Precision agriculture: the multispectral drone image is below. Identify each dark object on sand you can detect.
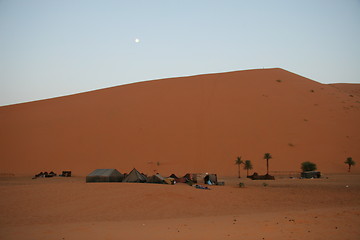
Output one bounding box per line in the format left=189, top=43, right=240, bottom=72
left=173, top=173, right=197, bottom=184
left=301, top=171, right=321, bottom=179
left=86, top=169, right=123, bottom=183
left=147, top=173, right=166, bottom=184
left=33, top=171, right=57, bottom=179
left=204, top=174, right=218, bottom=185
left=33, top=171, right=44, bottom=178
left=168, top=174, right=179, bottom=179
left=248, top=172, right=275, bottom=180
left=122, top=168, right=147, bottom=183
left=59, top=171, right=72, bottom=177
left=183, top=173, right=198, bottom=183
left=194, top=184, right=210, bottom=190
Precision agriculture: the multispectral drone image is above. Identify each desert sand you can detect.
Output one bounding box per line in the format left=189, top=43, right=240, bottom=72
left=0, top=68, right=359, bottom=176
left=330, top=83, right=360, bottom=97
left=0, top=174, right=359, bottom=240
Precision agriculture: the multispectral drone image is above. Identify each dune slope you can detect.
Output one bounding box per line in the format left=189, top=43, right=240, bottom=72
left=1, top=68, right=359, bottom=175
left=330, top=83, right=360, bottom=97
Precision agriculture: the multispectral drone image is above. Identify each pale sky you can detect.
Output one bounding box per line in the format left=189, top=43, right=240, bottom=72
left=1, top=0, right=359, bottom=106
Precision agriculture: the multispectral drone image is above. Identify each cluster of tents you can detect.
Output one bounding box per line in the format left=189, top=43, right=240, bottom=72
left=86, top=168, right=219, bottom=185
left=32, top=170, right=72, bottom=179
left=33, top=171, right=57, bottom=179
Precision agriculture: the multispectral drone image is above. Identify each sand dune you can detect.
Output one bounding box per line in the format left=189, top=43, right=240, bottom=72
left=1, top=68, right=359, bottom=176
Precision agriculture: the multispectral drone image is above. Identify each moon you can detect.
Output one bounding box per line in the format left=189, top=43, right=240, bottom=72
left=134, top=38, right=140, bottom=43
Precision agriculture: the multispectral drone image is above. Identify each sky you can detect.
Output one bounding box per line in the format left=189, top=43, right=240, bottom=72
left=0, top=0, right=360, bottom=106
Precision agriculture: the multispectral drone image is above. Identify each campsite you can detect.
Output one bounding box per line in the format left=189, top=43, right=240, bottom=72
left=84, top=168, right=219, bottom=186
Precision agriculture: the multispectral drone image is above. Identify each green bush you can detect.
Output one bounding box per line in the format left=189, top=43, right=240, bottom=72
left=301, top=161, right=317, bottom=172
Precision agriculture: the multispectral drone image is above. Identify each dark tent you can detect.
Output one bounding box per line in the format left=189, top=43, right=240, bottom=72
left=169, top=173, right=197, bottom=183
left=175, top=174, right=189, bottom=183
left=60, top=171, right=71, bottom=177
left=122, top=168, right=147, bottom=183
left=147, top=174, right=165, bottom=184
left=174, top=173, right=197, bottom=183
left=301, top=171, right=321, bottom=179
left=168, top=174, right=178, bottom=179
left=86, top=169, right=123, bottom=183
left=204, top=174, right=218, bottom=185
left=249, top=173, right=275, bottom=180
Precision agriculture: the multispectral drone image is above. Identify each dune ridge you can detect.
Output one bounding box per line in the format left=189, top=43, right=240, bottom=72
left=1, top=68, right=359, bottom=176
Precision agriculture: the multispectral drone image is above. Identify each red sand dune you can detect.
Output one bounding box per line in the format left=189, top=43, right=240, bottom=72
left=1, top=68, right=359, bottom=176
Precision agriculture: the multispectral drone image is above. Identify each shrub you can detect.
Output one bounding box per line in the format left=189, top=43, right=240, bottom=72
left=301, top=161, right=317, bottom=172
left=239, top=182, right=245, bottom=188
left=344, top=157, right=355, bottom=172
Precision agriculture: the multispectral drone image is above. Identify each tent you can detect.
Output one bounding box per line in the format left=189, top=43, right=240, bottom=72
left=86, top=169, right=123, bottom=183
left=168, top=174, right=178, bottom=179
left=174, top=175, right=188, bottom=183
left=249, top=173, right=275, bottom=180
left=164, top=178, right=175, bottom=185
left=60, top=171, right=71, bottom=177
left=147, top=174, right=165, bottom=184
left=301, top=171, right=321, bottom=179
left=179, top=173, right=197, bottom=183
left=122, top=168, right=147, bottom=183
left=204, top=174, right=218, bottom=185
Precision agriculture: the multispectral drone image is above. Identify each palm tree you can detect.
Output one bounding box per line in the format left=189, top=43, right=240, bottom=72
left=243, top=160, right=253, bottom=177
left=263, top=153, right=272, bottom=175
left=235, top=156, right=244, bottom=178
left=344, top=157, right=355, bottom=172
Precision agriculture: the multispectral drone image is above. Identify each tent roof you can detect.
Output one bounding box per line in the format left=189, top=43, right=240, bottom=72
left=123, top=168, right=147, bottom=182
left=153, top=174, right=165, bottom=181
left=147, top=174, right=165, bottom=183
left=169, top=174, right=178, bottom=179
left=87, top=169, right=122, bottom=177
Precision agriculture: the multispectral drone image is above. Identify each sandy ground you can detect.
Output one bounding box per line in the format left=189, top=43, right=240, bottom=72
left=1, top=174, right=359, bottom=240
